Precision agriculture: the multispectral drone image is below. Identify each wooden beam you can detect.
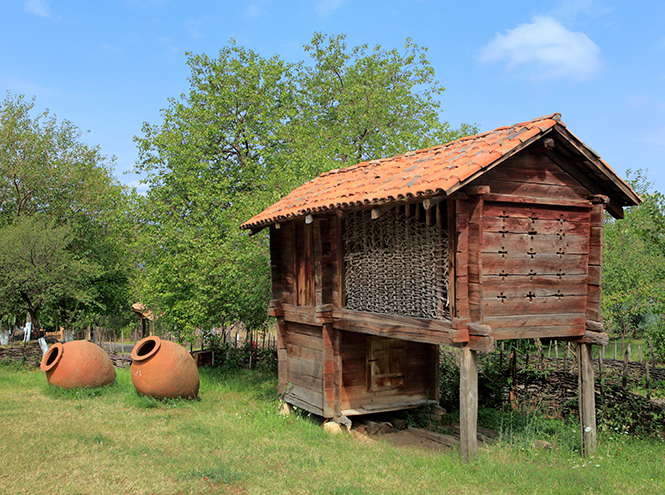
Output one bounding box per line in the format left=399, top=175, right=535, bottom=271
left=467, top=322, right=492, bottom=337
left=560, top=331, right=609, bottom=346
left=585, top=320, right=604, bottom=333
left=305, top=214, right=313, bottom=224
left=331, top=308, right=456, bottom=346
left=423, top=195, right=446, bottom=210
left=459, top=347, right=478, bottom=463
left=463, top=185, right=491, bottom=195
left=578, top=343, right=597, bottom=457
left=371, top=204, right=393, bottom=219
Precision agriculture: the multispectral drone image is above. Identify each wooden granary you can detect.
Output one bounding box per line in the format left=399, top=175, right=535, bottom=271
left=241, top=114, right=640, bottom=460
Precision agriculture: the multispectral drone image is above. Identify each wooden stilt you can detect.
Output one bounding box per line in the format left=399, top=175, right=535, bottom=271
left=460, top=347, right=478, bottom=462
left=578, top=343, right=597, bottom=456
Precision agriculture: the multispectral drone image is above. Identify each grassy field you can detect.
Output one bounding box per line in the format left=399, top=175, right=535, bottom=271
left=1, top=364, right=664, bottom=495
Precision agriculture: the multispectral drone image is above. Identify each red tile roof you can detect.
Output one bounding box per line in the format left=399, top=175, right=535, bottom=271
left=241, top=113, right=634, bottom=230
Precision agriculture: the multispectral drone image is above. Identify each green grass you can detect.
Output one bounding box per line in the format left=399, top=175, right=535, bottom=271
left=1, top=366, right=664, bottom=494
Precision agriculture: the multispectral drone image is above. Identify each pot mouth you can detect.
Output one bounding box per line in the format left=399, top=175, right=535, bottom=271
left=40, top=342, right=63, bottom=372
left=131, top=336, right=162, bottom=362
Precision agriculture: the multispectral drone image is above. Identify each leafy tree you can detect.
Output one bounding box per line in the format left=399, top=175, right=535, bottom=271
left=602, top=170, right=665, bottom=349
left=0, top=92, right=131, bottom=335
left=133, top=34, right=477, bottom=341
left=0, top=216, right=99, bottom=333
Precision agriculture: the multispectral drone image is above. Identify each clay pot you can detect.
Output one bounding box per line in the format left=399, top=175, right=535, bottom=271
left=40, top=340, right=116, bottom=389
left=130, top=336, right=199, bottom=400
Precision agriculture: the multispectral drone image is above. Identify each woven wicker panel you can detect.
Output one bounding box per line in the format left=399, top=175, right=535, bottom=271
left=343, top=208, right=449, bottom=320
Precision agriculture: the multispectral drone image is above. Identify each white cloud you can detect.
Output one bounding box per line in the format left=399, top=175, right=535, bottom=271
left=243, top=1, right=269, bottom=18
left=478, top=16, right=602, bottom=82
left=315, top=0, right=343, bottom=17
left=24, top=0, right=50, bottom=17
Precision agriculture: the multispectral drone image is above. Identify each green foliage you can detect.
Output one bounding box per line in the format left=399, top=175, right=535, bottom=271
left=646, top=321, right=665, bottom=362
left=0, top=92, right=132, bottom=333
left=602, top=169, right=665, bottom=339
left=133, top=34, right=477, bottom=341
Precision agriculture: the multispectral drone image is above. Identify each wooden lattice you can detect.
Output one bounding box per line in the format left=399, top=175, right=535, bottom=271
left=343, top=208, right=449, bottom=320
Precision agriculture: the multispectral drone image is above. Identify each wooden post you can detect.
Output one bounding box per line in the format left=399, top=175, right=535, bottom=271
left=577, top=343, right=597, bottom=456
left=459, top=347, right=478, bottom=462
left=321, top=322, right=341, bottom=419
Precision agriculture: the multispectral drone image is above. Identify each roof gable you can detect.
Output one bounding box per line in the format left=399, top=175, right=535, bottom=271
left=242, top=114, right=640, bottom=230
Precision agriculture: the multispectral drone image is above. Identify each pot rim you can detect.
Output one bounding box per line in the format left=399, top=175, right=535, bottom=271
left=40, top=342, right=63, bottom=372
left=131, top=336, right=162, bottom=362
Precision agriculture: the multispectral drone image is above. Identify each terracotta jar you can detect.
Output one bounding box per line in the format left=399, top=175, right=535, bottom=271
left=40, top=340, right=116, bottom=389
left=130, top=336, right=199, bottom=400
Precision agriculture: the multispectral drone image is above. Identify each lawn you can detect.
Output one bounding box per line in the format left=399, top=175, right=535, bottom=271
left=1, top=364, right=664, bottom=495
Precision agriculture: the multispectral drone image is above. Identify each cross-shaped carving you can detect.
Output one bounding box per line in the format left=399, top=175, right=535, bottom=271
left=527, top=247, right=536, bottom=258
left=498, top=247, right=508, bottom=258
left=498, top=270, right=509, bottom=279
left=556, top=248, right=565, bottom=258
left=554, top=291, right=564, bottom=300
left=497, top=292, right=507, bottom=303
left=557, top=269, right=566, bottom=280
left=528, top=269, right=537, bottom=280
left=526, top=291, right=536, bottom=301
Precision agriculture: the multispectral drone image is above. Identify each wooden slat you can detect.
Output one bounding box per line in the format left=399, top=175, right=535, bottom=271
left=281, top=222, right=296, bottom=305
left=482, top=232, right=589, bottom=254
left=484, top=217, right=590, bottom=236
left=288, top=356, right=323, bottom=380
left=332, top=309, right=454, bottom=346
left=276, top=316, right=288, bottom=395
left=282, top=304, right=319, bottom=326
left=269, top=225, right=283, bottom=300
left=284, top=385, right=323, bottom=416
left=287, top=331, right=323, bottom=353
left=483, top=294, right=587, bottom=316
left=484, top=313, right=587, bottom=329
left=482, top=254, right=588, bottom=274
left=313, top=219, right=323, bottom=308
left=483, top=274, right=587, bottom=294
left=286, top=343, right=323, bottom=362
left=483, top=202, right=591, bottom=222
left=289, top=369, right=322, bottom=390
left=492, top=325, right=585, bottom=340
left=482, top=193, right=592, bottom=209
left=483, top=279, right=588, bottom=299
left=485, top=181, right=588, bottom=202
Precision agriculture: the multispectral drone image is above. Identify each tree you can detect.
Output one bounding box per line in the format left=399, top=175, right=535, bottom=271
left=0, top=92, right=131, bottom=335
left=0, top=216, right=99, bottom=333
left=133, top=34, right=477, bottom=341
left=602, top=170, right=665, bottom=348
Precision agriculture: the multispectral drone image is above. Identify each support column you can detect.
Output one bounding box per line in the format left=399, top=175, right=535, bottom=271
left=578, top=343, right=597, bottom=456
left=460, top=347, right=478, bottom=462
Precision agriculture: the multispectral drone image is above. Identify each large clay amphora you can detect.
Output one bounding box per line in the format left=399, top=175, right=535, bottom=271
left=40, top=340, right=116, bottom=389
left=130, top=336, right=199, bottom=400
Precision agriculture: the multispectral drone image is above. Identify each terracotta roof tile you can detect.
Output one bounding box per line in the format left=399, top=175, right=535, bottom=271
left=242, top=114, right=563, bottom=230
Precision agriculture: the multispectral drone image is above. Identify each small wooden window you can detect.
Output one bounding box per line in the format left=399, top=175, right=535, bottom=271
left=367, top=337, right=405, bottom=391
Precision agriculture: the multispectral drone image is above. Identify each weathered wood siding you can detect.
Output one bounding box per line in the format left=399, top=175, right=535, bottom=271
left=472, top=153, right=593, bottom=340
left=284, top=322, right=324, bottom=415
left=339, top=331, right=438, bottom=414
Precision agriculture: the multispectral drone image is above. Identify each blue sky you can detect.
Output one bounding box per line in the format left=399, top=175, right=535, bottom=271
left=2, top=0, right=664, bottom=195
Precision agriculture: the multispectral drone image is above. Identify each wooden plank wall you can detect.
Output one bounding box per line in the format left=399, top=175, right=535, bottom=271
left=284, top=322, right=324, bottom=415
left=339, top=331, right=437, bottom=413
left=478, top=154, right=592, bottom=340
